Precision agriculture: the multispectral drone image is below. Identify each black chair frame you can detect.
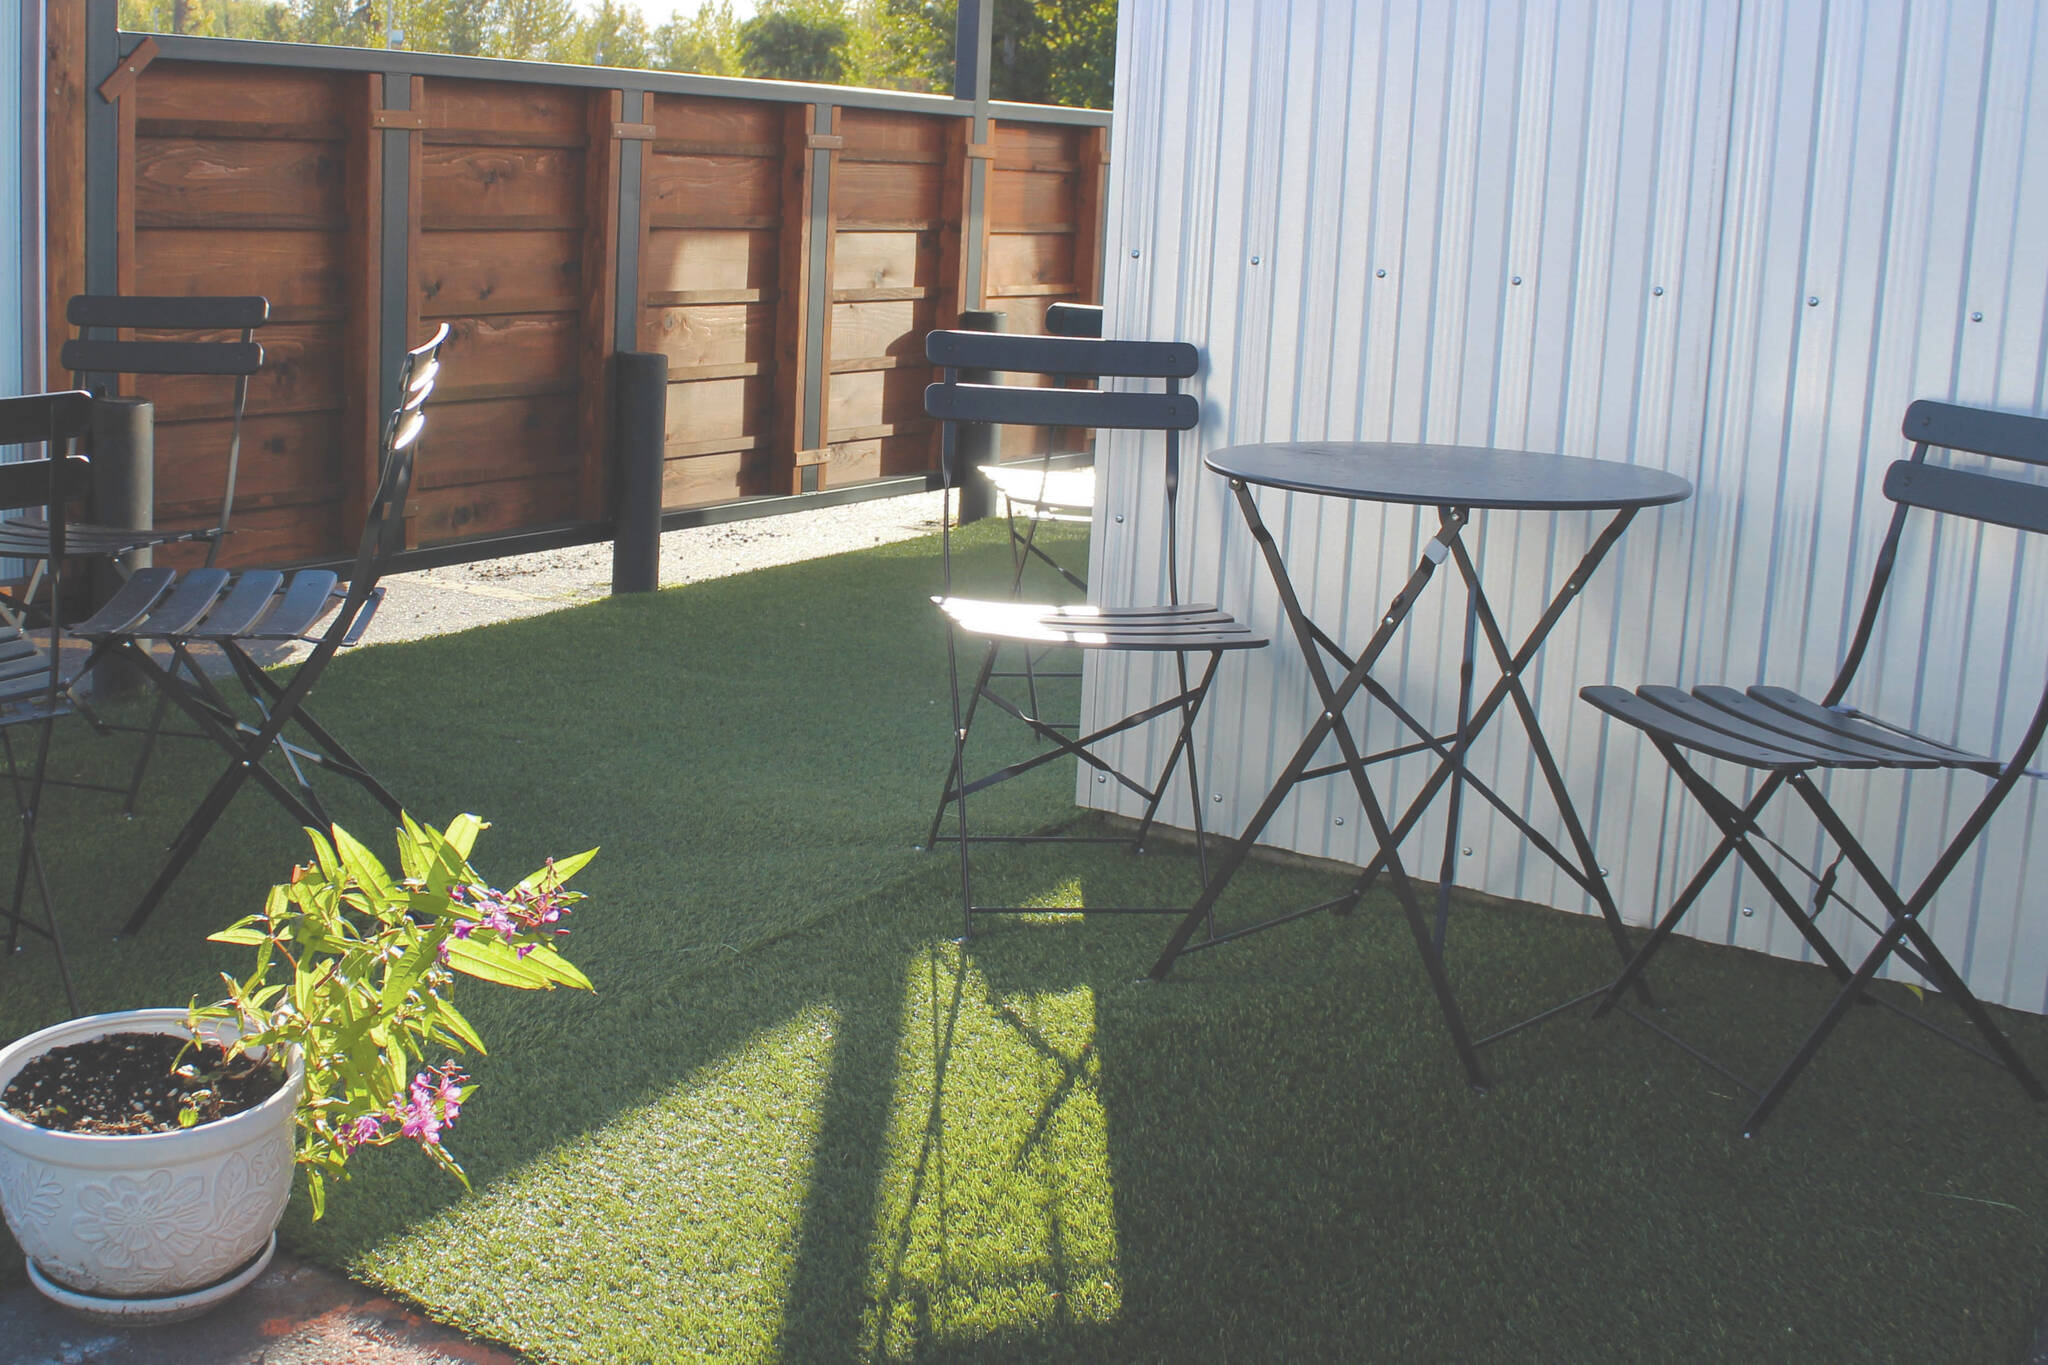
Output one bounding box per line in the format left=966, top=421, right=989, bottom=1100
left=1585, top=399, right=2048, bottom=1133
left=73, top=325, right=449, bottom=936
left=0, top=392, right=97, bottom=1013
left=922, top=328, right=1265, bottom=936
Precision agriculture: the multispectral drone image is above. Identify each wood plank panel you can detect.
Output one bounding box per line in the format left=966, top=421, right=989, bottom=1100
left=154, top=412, right=340, bottom=515
left=134, top=61, right=347, bottom=131
left=644, top=152, right=782, bottom=226
left=647, top=93, right=783, bottom=150
left=831, top=230, right=939, bottom=291
left=642, top=227, right=779, bottom=295
left=416, top=394, right=580, bottom=489
left=133, top=137, right=347, bottom=228
left=128, top=323, right=345, bottom=421
left=828, top=297, right=933, bottom=363
left=646, top=303, right=777, bottom=370
left=821, top=433, right=933, bottom=484
left=436, top=315, right=580, bottom=399
left=665, top=374, right=772, bottom=447
left=420, top=143, right=585, bottom=226
left=834, top=160, right=942, bottom=225
left=420, top=80, right=585, bottom=139
left=988, top=168, right=1075, bottom=229
left=156, top=502, right=344, bottom=567
left=418, top=231, right=582, bottom=317
left=412, top=474, right=581, bottom=545
left=825, top=366, right=927, bottom=436
left=839, top=109, right=948, bottom=163
left=986, top=232, right=1075, bottom=290
left=661, top=451, right=751, bottom=507
left=133, top=228, right=347, bottom=320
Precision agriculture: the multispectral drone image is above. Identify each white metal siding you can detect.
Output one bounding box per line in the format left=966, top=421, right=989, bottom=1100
left=1, top=7, right=24, bottom=394
left=1089, top=0, right=2048, bottom=1010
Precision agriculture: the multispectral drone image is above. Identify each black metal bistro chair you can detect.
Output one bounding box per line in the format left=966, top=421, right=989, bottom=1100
left=72, top=325, right=449, bottom=936
left=0, top=391, right=97, bottom=1014
left=922, top=328, right=1265, bottom=935
left=1584, top=399, right=2048, bottom=1133
left=0, top=295, right=267, bottom=588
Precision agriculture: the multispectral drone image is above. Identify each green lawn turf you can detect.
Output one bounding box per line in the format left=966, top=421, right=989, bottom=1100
left=2, top=519, right=2045, bottom=1362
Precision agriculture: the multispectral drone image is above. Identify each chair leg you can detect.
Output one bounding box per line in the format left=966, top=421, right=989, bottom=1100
left=2, top=721, right=80, bottom=1015
left=119, top=753, right=263, bottom=937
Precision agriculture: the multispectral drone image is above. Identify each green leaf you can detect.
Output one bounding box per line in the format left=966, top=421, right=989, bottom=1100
left=517, top=846, right=598, bottom=891
left=443, top=813, right=487, bottom=862
left=208, top=925, right=272, bottom=946
left=333, top=823, right=400, bottom=902
left=306, top=826, right=343, bottom=887
left=517, top=942, right=594, bottom=991
left=444, top=936, right=552, bottom=989
left=427, top=996, right=487, bottom=1055
left=377, top=934, right=443, bottom=1012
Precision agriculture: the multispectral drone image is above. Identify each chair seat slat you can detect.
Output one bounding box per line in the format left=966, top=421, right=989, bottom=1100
left=187, top=571, right=287, bottom=640
left=1581, top=685, right=1816, bottom=769
left=132, top=568, right=233, bottom=637
left=1638, top=686, right=1880, bottom=769
left=1745, top=685, right=1995, bottom=771
left=74, top=567, right=179, bottom=638
left=248, top=570, right=342, bottom=639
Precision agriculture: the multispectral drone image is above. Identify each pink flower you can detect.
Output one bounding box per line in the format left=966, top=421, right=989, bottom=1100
left=341, top=1114, right=386, bottom=1151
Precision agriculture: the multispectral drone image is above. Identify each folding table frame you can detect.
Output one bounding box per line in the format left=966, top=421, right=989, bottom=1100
left=1148, top=443, right=1689, bottom=1088
left=1584, top=400, right=2048, bottom=1134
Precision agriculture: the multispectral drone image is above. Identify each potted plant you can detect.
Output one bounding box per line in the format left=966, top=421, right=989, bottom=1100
left=0, top=813, right=594, bottom=1324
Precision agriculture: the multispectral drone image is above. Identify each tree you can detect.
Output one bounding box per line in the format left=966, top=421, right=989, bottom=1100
left=653, top=1, right=743, bottom=77
left=565, top=0, right=652, bottom=68
left=738, top=0, right=850, bottom=85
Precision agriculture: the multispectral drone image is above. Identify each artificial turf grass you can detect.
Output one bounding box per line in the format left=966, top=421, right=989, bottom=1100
left=1, top=519, right=2046, bottom=1361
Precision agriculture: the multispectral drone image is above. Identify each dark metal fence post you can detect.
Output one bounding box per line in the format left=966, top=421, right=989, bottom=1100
left=87, top=395, right=151, bottom=697
left=612, top=351, right=667, bottom=594
left=951, top=308, right=1003, bottom=525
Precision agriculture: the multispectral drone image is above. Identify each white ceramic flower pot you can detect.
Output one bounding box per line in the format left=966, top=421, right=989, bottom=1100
left=0, top=1008, right=303, bottom=1313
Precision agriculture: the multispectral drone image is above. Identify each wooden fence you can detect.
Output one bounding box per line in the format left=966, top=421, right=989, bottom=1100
left=46, top=3, right=1109, bottom=568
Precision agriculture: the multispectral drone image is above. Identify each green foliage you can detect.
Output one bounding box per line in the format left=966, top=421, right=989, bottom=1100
left=190, top=816, right=596, bottom=1220
left=118, top=0, right=1117, bottom=106
left=738, top=0, right=851, bottom=85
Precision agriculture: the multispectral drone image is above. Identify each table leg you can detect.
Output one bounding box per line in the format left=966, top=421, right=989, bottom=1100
left=1150, top=483, right=1488, bottom=1087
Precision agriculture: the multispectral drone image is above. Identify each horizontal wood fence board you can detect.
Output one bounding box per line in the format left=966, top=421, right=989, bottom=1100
left=420, top=144, right=586, bottom=223
left=645, top=303, right=778, bottom=369
left=133, top=136, right=346, bottom=227
left=415, top=392, right=579, bottom=490
left=662, top=450, right=752, bottom=506
left=411, top=473, right=579, bottom=544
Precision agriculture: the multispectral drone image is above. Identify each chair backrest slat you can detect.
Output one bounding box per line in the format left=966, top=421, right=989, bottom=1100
left=350, top=324, right=450, bottom=596
left=1883, top=461, right=2048, bottom=536
left=60, top=338, right=264, bottom=378
left=926, top=329, right=1198, bottom=378
left=927, top=382, right=1197, bottom=432
left=67, top=294, right=270, bottom=331
left=0, top=456, right=92, bottom=514
left=1902, top=399, right=2048, bottom=466
left=0, top=390, right=92, bottom=450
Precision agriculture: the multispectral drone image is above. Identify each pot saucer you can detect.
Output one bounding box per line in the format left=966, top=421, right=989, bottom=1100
left=25, top=1232, right=277, bottom=1327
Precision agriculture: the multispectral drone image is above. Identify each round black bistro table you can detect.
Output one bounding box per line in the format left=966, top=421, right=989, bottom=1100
left=1149, top=441, right=1691, bottom=1088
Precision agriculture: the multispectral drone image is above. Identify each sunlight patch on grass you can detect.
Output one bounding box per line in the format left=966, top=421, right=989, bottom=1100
left=864, top=942, right=1121, bottom=1359
left=353, top=1004, right=840, bottom=1361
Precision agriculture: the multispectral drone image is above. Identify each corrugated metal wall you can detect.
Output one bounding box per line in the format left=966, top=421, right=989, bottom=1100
left=2, top=6, right=25, bottom=394
left=1088, top=0, right=2048, bottom=1010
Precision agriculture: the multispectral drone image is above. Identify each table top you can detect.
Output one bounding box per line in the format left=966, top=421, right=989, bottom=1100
left=1205, top=441, right=1692, bottom=511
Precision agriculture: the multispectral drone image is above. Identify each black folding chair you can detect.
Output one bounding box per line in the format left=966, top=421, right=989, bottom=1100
left=0, top=392, right=97, bottom=1014
left=0, top=295, right=267, bottom=586
left=1585, top=399, right=2048, bottom=1133
left=922, top=329, right=1265, bottom=935
left=73, top=325, right=449, bottom=936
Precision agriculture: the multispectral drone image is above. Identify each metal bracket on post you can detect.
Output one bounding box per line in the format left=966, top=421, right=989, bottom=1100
left=950, top=309, right=1003, bottom=525
left=612, top=351, right=667, bottom=594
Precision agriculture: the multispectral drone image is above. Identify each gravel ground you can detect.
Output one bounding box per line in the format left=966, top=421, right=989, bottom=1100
left=354, top=489, right=949, bottom=647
